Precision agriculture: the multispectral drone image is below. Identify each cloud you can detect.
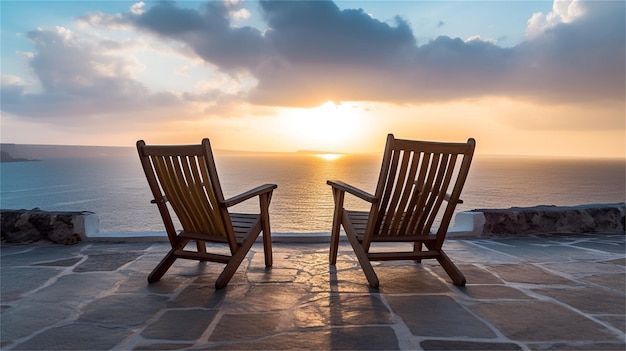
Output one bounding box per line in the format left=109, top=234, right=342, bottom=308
left=3, top=0, right=624, bottom=126
left=118, top=1, right=268, bottom=74
left=99, top=0, right=622, bottom=106
left=1, top=26, right=181, bottom=123
left=513, top=0, right=625, bottom=103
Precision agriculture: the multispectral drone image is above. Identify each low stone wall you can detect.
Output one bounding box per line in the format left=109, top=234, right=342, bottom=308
left=1, top=203, right=624, bottom=244
left=1, top=209, right=99, bottom=244
left=470, top=203, right=625, bottom=236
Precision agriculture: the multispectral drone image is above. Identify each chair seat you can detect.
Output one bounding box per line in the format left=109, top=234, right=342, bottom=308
left=179, top=213, right=261, bottom=245
left=346, top=210, right=437, bottom=243
left=230, top=213, right=261, bottom=244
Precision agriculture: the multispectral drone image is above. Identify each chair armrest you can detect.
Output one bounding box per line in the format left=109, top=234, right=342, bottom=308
left=327, top=180, right=377, bottom=203
left=222, top=184, right=277, bottom=207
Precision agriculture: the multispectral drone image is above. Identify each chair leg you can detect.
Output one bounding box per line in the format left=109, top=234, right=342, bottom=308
left=329, top=220, right=341, bottom=265
left=329, top=189, right=344, bottom=265
left=260, top=195, right=273, bottom=267
left=413, top=242, right=423, bottom=263
left=262, top=227, right=273, bottom=267
left=345, top=230, right=379, bottom=288
left=437, top=250, right=466, bottom=286
left=215, top=232, right=259, bottom=289
left=148, top=249, right=177, bottom=283
left=196, top=240, right=206, bottom=253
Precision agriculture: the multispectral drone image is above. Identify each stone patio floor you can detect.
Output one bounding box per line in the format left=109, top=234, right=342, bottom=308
left=1, top=233, right=624, bottom=350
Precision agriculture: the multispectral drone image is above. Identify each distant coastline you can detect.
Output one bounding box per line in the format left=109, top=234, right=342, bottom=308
left=0, top=151, right=39, bottom=163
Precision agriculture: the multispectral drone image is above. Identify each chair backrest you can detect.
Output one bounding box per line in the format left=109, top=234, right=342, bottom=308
left=137, top=139, right=232, bottom=243
left=367, top=134, right=475, bottom=246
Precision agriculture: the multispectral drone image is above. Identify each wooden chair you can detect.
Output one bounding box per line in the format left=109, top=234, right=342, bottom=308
left=328, top=134, right=475, bottom=287
left=137, top=138, right=277, bottom=289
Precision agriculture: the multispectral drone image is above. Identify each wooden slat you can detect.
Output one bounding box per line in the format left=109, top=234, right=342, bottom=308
left=381, top=149, right=410, bottom=236
left=200, top=156, right=229, bottom=237
left=367, top=251, right=441, bottom=261
left=405, top=152, right=432, bottom=236
left=173, top=249, right=231, bottom=263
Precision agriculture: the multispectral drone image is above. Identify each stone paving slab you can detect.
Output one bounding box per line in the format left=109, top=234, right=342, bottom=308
left=1, top=233, right=624, bottom=350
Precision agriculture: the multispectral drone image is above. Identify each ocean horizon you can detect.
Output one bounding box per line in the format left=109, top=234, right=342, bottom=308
left=1, top=144, right=624, bottom=234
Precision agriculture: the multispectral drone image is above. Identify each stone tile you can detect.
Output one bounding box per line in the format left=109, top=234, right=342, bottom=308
left=202, top=326, right=399, bottom=350
left=26, top=272, right=125, bottom=303
left=34, top=257, right=82, bottom=267
left=0, top=266, right=62, bottom=301
left=375, top=265, right=451, bottom=293
left=442, top=240, right=522, bottom=264
left=606, top=257, right=625, bottom=266
left=0, top=302, right=75, bottom=344
left=2, top=238, right=625, bottom=351
left=597, top=315, right=626, bottom=334
left=542, top=261, right=625, bottom=276
left=470, top=301, right=621, bottom=342
left=246, top=267, right=300, bottom=284
left=227, top=284, right=310, bottom=313
left=533, top=287, right=625, bottom=314
left=81, top=242, right=153, bottom=253
left=326, top=265, right=381, bottom=293
left=430, top=264, right=504, bottom=284
left=209, top=312, right=282, bottom=341
left=457, top=285, right=533, bottom=300
left=421, top=340, right=523, bottom=350
left=478, top=238, right=613, bottom=262
left=573, top=239, right=626, bottom=254
left=134, top=342, right=194, bottom=350
left=487, top=264, right=575, bottom=284
left=142, top=309, right=217, bottom=341
left=74, top=252, right=142, bottom=272
left=528, top=342, right=626, bottom=350
left=293, top=293, right=392, bottom=328
left=582, top=273, right=626, bottom=292
left=167, top=284, right=228, bottom=308
left=0, top=244, right=84, bottom=266
left=386, top=295, right=496, bottom=338
left=79, top=294, right=168, bottom=326
left=11, top=323, right=132, bottom=350
left=116, top=271, right=187, bottom=294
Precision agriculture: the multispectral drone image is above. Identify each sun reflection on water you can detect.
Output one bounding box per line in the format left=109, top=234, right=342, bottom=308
left=314, top=153, right=344, bottom=161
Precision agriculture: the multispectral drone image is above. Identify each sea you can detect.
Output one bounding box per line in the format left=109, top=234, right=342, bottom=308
left=1, top=146, right=624, bottom=234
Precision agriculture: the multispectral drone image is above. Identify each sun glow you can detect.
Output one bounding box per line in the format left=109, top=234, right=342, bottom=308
left=314, top=153, right=344, bottom=161
left=280, top=101, right=367, bottom=152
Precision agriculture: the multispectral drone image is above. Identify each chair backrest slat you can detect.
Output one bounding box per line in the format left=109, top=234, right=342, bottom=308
left=368, top=135, right=475, bottom=245
left=138, top=140, right=229, bottom=240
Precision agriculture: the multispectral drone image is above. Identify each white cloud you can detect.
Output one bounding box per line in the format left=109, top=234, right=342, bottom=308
left=551, top=0, right=586, bottom=23
left=465, top=35, right=497, bottom=44
left=526, top=0, right=587, bottom=38
left=174, top=65, right=190, bottom=76
left=229, top=8, right=251, bottom=20
left=130, top=2, right=145, bottom=16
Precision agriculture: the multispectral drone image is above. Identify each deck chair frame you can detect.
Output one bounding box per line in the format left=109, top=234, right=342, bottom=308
left=328, top=134, right=475, bottom=287
left=137, top=138, right=276, bottom=289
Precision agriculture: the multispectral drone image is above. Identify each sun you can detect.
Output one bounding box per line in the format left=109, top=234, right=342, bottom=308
left=314, top=153, right=344, bottom=161
left=280, top=101, right=366, bottom=152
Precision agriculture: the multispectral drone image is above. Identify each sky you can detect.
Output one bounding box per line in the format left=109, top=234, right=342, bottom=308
left=1, top=0, right=624, bottom=157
